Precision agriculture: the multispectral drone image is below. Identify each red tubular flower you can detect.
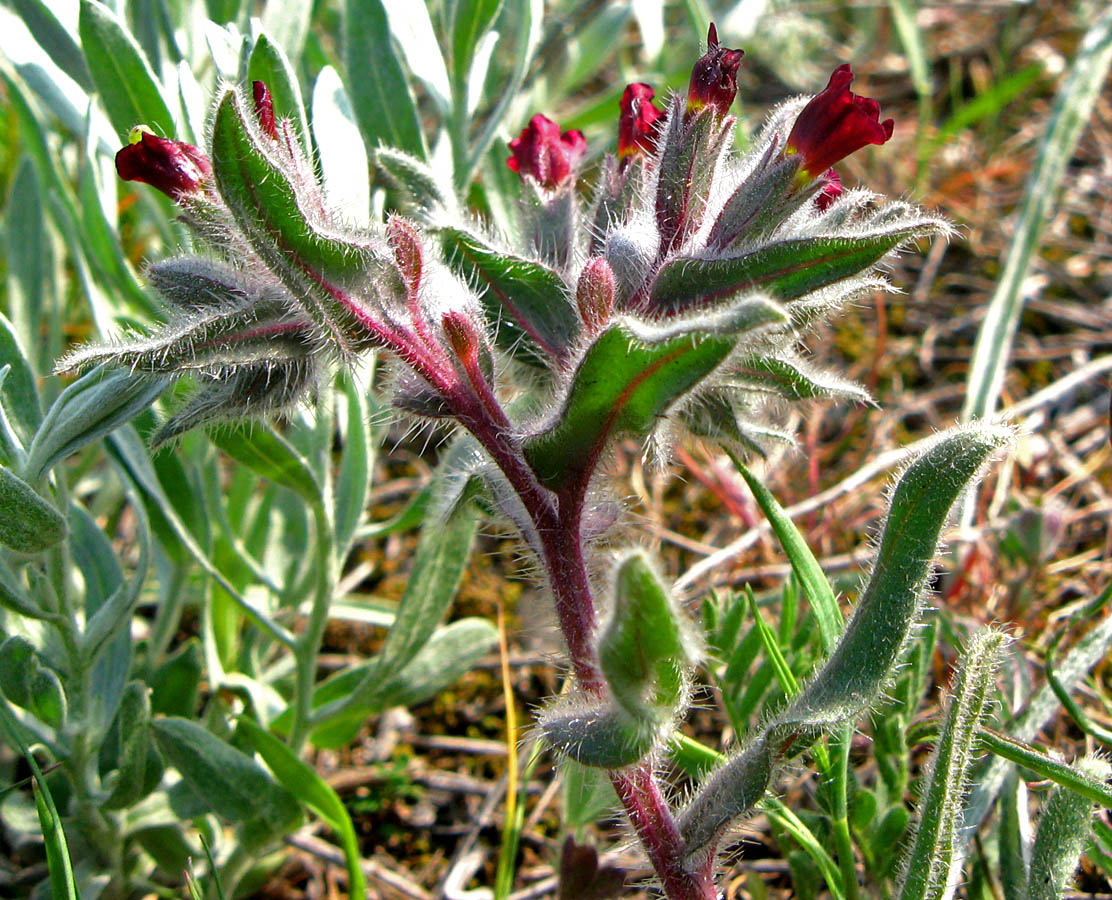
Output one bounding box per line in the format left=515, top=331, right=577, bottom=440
left=252, top=80, right=278, bottom=139
left=507, top=114, right=587, bottom=189
left=686, top=23, right=744, bottom=117
left=115, top=129, right=211, bottom=201
left=618, top=83, right=664, bottom=161
left=786, top=64, right=894, bottom=177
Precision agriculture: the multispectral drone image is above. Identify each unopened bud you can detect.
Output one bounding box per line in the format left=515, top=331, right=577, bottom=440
left=442, top=310, right=480, bottom=366
left=252, top=80, right=278, bottom=139
left=576, top=258, right=615, bottom=334
left=507, top=114, right=586, bottom=189
left=387, top=216, right=424, bottom=294
left=686, top=24, right=744, bottom=118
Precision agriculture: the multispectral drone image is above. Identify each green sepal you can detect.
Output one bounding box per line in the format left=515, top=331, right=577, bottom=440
left=540, top=702, right=661, bottom=769
left=0, top=466, right=66, bottom=552
left=524, top=302, right=786, bottom=491
left=440, top=227, right=578, bottom=366
left=599, top=551, right=699, bottom=723
left=650, top=222, right=946, bottom=315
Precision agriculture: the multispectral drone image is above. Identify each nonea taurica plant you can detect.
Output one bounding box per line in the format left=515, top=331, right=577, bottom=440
left=58, top=22, right=1096, bottom=900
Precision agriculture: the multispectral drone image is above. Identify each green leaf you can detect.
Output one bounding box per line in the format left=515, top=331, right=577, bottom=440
left=375, top=145, right=457, bottom=217
left=0, top=313, right=42, bottom=442
left=0, top=466, right=66, bottom=553
left=650, top=225, right=944, bottom=315
left=0, top=700, right=78, bottom=900
left=209, top=422, right=321, bottom=505
left=312, top=66, right=370, bottom=226
left=152, top=717, right=301, bottom=833
left=963, top=6, right=1112, bottom=422
left=5, top=157, right=50, bottom=377
left=103, top=681, right=155, bottom=809
left=524, top=305, right=786, bottom=491
left=730, top=456, right=842, bottom=652
left=239, top=718, right=367, bottom=900
left=541, top=702, right=659, bottom=769
left=449, top=0, right=505, bottom=97
left=8, top=0, right=92, bottom=90
left=344, top=0, right=427, bottom=160
left=27, top=368, right=168, bottom=481
left=978, top=730, right=1112, bottom=811
left=334, top=370, right=373, bottom=556
left=279, top=618, right=497, bottom=747
left=783, top=426, right=1012, bottom=729
left=728, top=355, right=871, bottom=405
left=440, top=227, right=578, bottom=365
left=260, top=0, right=312, bottom=58
left=381, top=0, right=451, bottom=111
left=150, top=639, right=203, bottom=717
left=78, top=0, right=175, bottom=138
left=897, top=629, right=1008, bottom=900
left=247, top=32, right=311, bottom=153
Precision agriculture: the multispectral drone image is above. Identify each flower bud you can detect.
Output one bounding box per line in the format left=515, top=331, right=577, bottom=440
left=507, top=114, right=586, bottom=189
left=785, top=65, right=894, bottom=179
left=618, top=83, right=664, bottom=162
left=686, top=24, right=744, bottom=118
left=115, top=128, right=211, bottom=201
left=442, top=309, right=481, bottom=367
left=252, top=80, right=278, bottom=139
left=576, top=258, right=615, bottom=335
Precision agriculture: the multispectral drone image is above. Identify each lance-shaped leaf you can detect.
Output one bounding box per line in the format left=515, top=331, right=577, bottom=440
left=778, top=425, right=1012, bottom=732
left=0, top=466, right=66, bottom=552
left=649, top=217, right=947, bottom=316
left=209, top=87, right=393, bottom=354
left=524, top=301, right=787, bottom=491
left=540, top=702, right=659, bottom=769
left=1027, top=756, right=1110, bottom=900
left=727, top=354, right=872, bottom=404
left=440, top=227, right=578, bottom=365
left=375, top=146, right=457, bottom=219
left=897, top=629, right=1008, bottom=900
left=151, top=358, right=319, bottom=447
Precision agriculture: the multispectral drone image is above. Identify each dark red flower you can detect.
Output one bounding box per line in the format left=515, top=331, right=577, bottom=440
left=618, top=83, right=664, bottom=161
left=252, top=80, right=278, bottom=139
left=115, top=130, right=211, bottom=201
left=507, top=114, right=587, bottom=189
left=686, top=23, right=744, bottom=117
left=786, top=65, right=894, bottom=177
left=815, top=168, right=842, bottom=210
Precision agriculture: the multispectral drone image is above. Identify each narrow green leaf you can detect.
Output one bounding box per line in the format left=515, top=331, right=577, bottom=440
left=784, top=426, right=1011, bottom=729
left=440, top=227, right=578, bottom=365
left=650, top=224, right=944, bottom=315
left=5, top=158, right=49, bottom=375
left=334, top=370, right=372, bottom=556
left=381, top=0, right=451, bottom=111
left=524, top=306, right=786, bottom=491
left=978, top=730, right=1112, bottom=811
left=449, top=0, right=505, bottom=96
left=0, top=700, right=78, bottom=900
left=239, top=719, right=367, bottom=900
left=344, top=0, right=427, bottom=159
left=259, top=1, right=312, bottom=72
left=932, top=65, right=1044, bottom=153
left=152, top=717, right=301, bottom=833
left=0, top=467, right=66, bottom=553
left=747, top=590, right=798, bottom=697
left=312, top=66, right=370, bottom=226
left=8, top=0, right=92, bottom=90
left=27, top=369, right=168, bottom=480
left=962, top=6, right=1112, bottom=422
left=210, top=423, right=321, bottom=505
left=247, top=33, right=311, bottom=153
left=0, top=314, right=42, bottom=442
left=78, top=0, right=175, bottom=138
left=103, top=681, right=155, bottom=809
left=897, top=629, right=1007, bottom=900
left=731, top=456, right=842, bottom=652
